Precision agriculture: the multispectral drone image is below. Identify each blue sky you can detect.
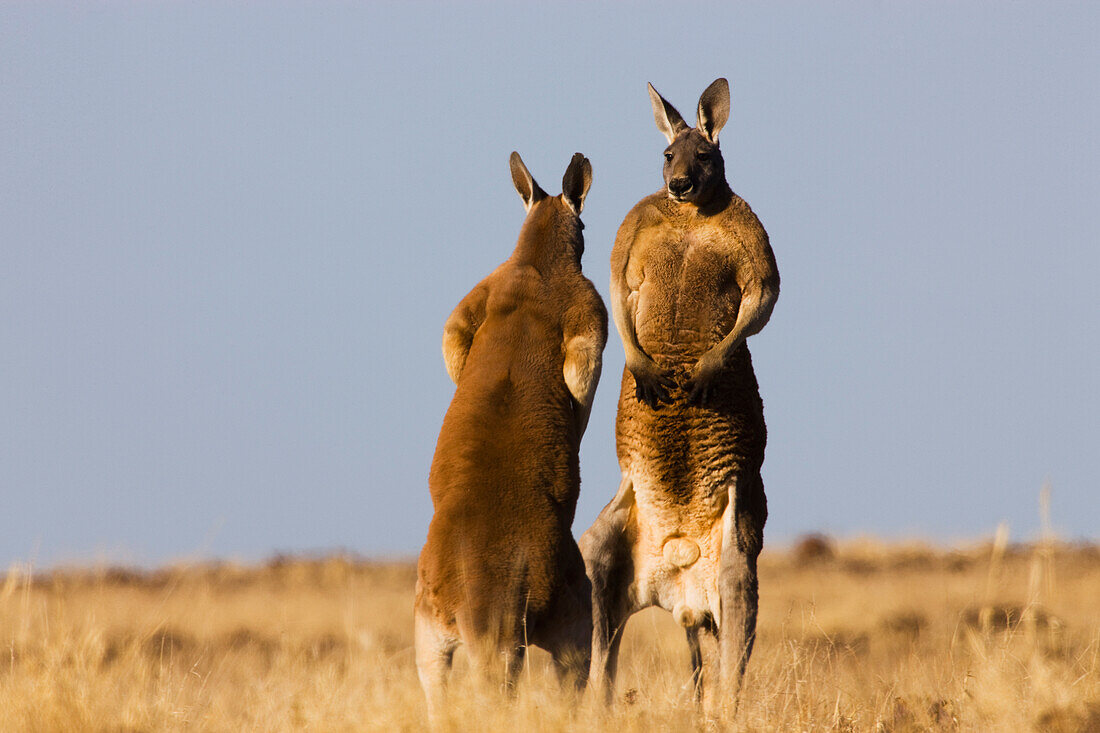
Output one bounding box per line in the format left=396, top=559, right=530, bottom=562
left=2, top=3, right=1097, bottom=567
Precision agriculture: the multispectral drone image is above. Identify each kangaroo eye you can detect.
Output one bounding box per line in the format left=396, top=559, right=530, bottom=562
left=664, top=152, right=673, bottom=162
left=697, top=152, right=711, bottom=161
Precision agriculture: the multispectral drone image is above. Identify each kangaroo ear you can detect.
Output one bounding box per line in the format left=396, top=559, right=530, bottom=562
left=561, top=153, right=592, bottom=215
left=510, top=151, right=546, bottom=212
left=648, top=83, right=689, bottom=144
left=696, top=78, right=730, bottom=143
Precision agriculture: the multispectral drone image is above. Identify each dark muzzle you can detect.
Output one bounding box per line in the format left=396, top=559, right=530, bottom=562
left=668, top=177, right=692, bottom=196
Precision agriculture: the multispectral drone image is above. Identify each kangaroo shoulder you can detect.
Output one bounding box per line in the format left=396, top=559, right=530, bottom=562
left=578, top=277, right=609, bottom=327
left=613, top=193, right=676, bottom=267
left=557, top=274, right=607, bottom=333
left=485, top=263, right=541, bottom=313
left=718, top=193, right=779, bottom=286
left=719, top=193, right=768, bottom=239
left=631, top=192, right=675, bottom=229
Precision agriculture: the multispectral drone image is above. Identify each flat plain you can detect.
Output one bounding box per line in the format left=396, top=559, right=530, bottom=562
left=2, top=537, right=1098, bottom=732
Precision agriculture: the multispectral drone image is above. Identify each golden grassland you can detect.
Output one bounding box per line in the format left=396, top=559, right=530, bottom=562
left=2, top=536, right=1099, bottom=732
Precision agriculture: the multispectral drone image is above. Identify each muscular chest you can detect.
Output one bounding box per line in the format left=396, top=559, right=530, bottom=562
left=625, top=223, right=737, bottom=297
left=624, top=225, right=743, bottom=338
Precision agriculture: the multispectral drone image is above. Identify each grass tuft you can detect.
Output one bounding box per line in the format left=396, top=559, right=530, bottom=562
left=1, top=539, right=1098, bottom=731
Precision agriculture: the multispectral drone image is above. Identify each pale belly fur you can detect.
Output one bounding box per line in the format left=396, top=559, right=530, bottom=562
left=616, top=344, right=765, bottom=625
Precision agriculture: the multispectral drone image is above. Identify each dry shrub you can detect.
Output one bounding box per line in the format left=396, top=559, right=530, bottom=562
left=880, top=611, right=926, bottom=638
left=792, top=533, right=836, bottom=564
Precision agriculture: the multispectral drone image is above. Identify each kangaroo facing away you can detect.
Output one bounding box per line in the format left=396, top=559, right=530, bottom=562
left=581, top=79, right=779, bottom=718
left=415, top=153, right=608, bottom=721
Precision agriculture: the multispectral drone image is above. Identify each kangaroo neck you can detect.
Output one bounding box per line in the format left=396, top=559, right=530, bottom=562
left=510, top=212, right=583, bottom=273
left=672, top=183, right=733, bottom=217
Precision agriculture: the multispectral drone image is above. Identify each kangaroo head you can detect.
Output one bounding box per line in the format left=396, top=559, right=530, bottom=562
left=509, top=151, right=593, bottom=260
left=510, top=151, right=592, bottom=216
left=648, top=78, right=730, bottom=205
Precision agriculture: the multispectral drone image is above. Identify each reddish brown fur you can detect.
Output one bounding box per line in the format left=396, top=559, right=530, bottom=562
left=415, top=154, right=607, bottom=718
left=581, top=80, right=779, bottom=719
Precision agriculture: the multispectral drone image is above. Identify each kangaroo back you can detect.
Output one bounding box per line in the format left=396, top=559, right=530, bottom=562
left=416, top=151, right=606, bottom=715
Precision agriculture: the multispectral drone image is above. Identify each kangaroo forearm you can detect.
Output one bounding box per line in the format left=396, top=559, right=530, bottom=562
left=610, top=290, right=650, bottom=367
left=708, top=290, right=777, bottom=364
left=441, top=325, right=473, bottom=384
left=565, top=339, right=601, bottom=401
left=619, top=325, right=650, bottom=367
left=564, top=330, right=603, bottom=438
left=573, top=401, right=593, bottom=439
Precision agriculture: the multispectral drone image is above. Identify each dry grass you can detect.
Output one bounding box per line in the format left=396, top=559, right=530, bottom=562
left=2, top=539, right=1099, bottom=732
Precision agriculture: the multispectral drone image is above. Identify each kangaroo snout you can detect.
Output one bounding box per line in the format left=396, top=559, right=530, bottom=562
left=668, top=177, right=693, bottom=196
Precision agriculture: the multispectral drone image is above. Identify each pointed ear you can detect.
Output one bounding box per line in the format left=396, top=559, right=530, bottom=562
left=561, top=153, right=592, bottom=215
left=510, top=151, right=546, bottom=212
left=696, top=77, right=730, bottom=143
left=648, top=82, right=689, bottom=144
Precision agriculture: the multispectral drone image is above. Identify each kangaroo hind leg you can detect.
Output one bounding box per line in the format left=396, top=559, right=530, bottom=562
left=685, top=618, right=721, bottom=719
left=532, top=546, right=592, bottom=692
left=718, top=470, right=767, bottom=718
left=579, top=475, right=639, bottom=705
left=415, top=599, right=459, bottom=726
